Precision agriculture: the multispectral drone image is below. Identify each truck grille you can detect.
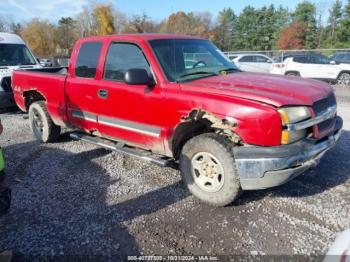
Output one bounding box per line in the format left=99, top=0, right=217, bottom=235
left=1, top=77, right=12, bottom=92
left=312, top=94, right=336, bottom=116
left=312, top=94, right=336, bottom=134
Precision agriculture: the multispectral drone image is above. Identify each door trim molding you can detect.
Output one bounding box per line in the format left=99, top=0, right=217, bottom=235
left=71, top=110, right=161, bottom=137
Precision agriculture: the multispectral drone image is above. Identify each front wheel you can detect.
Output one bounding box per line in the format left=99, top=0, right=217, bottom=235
left=337, top=72, right=350, bottom=86
left=179, top=133, right=241, bottom=207
left=29, top=101, right=61, bottom=143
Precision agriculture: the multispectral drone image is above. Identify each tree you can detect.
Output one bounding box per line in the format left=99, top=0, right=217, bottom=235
left=328, top=0, right=342, bottom=44
left=161, top=11, right=211, bottom=37
left=122, top=13, right=160, bottom=33
left=278, top=21, right=307, bottom=49
left=76, top=6, right=94, bottom=37
left=92, top=4, right=115, bottom=35
left=10, top=22, right=22, bottom=35
left=20, top=19, right=56, bottom=57
left=0, top=16, right=10, bottom=32
left=338, top=0, right=350, bottom=45
left=211, top=8, right=236, bottom=51
left=232, top=5, right=289, bottom=51
left=293, top=1, right=318, bottom=48
left=55, top=17, right=78, bottom=55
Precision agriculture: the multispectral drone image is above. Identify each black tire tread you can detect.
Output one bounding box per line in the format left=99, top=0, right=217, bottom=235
left=29, top=101, right=61, bottom=143
left=180, top=133, right=241, bottom=207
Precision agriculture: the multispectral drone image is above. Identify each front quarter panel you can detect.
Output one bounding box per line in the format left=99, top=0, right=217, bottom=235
left=163, top=83, right=282, bottom=151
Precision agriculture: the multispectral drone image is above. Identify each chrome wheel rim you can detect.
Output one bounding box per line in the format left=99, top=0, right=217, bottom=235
left=32, top=108, right=44, bottom=134
left=338, top=73, right=350, bottom=86
left=191, top=152, right=225, bottom=193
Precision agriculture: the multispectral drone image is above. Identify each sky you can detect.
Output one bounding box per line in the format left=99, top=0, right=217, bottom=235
left=0, top=0, right=330, bottom=24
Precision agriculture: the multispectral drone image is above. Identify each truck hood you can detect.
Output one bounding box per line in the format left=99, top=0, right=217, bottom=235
left=181, top=72, right=332, bottom=107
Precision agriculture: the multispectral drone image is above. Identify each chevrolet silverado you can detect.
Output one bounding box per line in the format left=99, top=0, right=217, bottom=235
left=12, top=34, right=342, bottom=206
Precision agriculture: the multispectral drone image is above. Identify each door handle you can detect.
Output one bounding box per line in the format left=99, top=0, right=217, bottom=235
left=98, top=89, right=108, bottom=99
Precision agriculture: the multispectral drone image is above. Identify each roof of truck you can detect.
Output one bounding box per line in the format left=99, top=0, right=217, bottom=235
left=0, top=32, right=25, bottom=44
left=80, top=33, right=204, bottom=42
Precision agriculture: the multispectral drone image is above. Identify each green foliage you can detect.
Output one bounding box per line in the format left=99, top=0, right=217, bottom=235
left=339, top=0, right=350, bottom=45
left=230, top=5, right=289, bottom=51
left=292, top=1, right=317, bottom=49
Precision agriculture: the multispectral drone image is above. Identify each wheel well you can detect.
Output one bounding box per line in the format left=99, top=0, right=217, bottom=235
left=171, top=119, right=212, bottom=159
left=337, top=70, right=350, bottom=79
left=285, top=71, right=300, bottom=76
left=23, top=90, right=46, bottom=111
left=171, top=109, right=240, bottom=159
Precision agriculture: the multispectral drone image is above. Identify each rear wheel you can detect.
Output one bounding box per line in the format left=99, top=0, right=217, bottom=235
left=29, top=101, right=61, bottom=143
left=285, top=72, right=300, bottom=77
left=179, top=133, right=241, bottom=207
left=337, top=72, right=350, bottom=86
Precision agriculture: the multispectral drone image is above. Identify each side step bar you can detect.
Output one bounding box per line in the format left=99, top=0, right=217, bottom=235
left=70, top=132, right=173, bottom=167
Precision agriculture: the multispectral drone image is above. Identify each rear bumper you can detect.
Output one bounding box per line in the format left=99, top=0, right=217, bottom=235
left=0, top=92, right=16, bottom=109
left=234, top=116, right=343, bottom=190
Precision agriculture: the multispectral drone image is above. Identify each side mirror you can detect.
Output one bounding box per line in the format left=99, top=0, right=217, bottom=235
left=330, top=60, right=337, bottom=65
left=124, top=68, right=155, bottom=86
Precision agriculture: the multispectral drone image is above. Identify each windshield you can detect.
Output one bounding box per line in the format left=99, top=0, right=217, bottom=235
left=149, top=39, right=238, bottom=82
left=0, top=44, right=37, bottom=66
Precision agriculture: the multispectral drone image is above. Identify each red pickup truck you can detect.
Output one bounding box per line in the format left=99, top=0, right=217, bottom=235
left=12, top=34, right=342, bottom=206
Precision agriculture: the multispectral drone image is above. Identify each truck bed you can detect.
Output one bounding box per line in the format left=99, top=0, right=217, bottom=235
left=24, top=67, right=68, bottom=75
left=12, top=67, right=69, bottom=126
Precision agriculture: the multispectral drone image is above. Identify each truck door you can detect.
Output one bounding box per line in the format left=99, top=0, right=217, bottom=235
left=65, top=41, right=103, bottom=132
left=96, top=42, right=165, bottom=153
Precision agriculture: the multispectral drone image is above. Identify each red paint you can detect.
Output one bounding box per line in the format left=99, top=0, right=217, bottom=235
left=13, top=34, right=335, bottom=156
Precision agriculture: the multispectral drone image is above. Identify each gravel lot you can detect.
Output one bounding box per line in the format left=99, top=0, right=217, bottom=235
left=0, top=86, right=349, bottom=259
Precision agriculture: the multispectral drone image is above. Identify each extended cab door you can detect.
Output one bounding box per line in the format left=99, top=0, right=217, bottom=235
left=65, top=41, right=103, bottom=132
left=95, top=41, right=165, bottom=154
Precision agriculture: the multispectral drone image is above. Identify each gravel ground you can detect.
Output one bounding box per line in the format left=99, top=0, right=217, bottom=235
left=0, top=88, right=349, bottom=259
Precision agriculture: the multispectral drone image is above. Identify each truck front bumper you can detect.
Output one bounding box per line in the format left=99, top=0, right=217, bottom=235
left=234, top=116, right=343, bottom=190
left=0, top=92, right=15, bottom=109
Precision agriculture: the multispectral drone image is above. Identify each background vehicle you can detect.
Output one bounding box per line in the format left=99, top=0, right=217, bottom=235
left=39, top=58, right=52, bottom=67
left=330, top=52, right=350, bottom=64
left=0, top=32, right=41, bottom=109
left=230, top=54, right=273, bottom=73
left=271, top=53, right=350, bottom=85
left=12, top=34, right=342, bottom=207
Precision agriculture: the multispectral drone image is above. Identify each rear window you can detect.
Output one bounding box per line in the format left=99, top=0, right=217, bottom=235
left=75, top=42, right=102, bottom=78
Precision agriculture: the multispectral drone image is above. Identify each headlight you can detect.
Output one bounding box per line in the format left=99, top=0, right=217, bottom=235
left=278, top=106, right=311, bottom=144
left=278, top=106, right=311, bottom=125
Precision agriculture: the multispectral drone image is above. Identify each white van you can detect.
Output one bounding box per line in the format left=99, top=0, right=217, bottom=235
left=0, top=33, right=41, bottom=109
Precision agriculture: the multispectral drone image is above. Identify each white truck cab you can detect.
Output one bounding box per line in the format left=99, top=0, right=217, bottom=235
left=0, top=32, right=41, bottom=109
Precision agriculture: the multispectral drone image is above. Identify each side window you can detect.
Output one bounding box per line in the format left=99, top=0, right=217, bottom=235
left=255, top=56, right=269, bottom=63
left=293, top=56, right=307, bottom=63
left=239, top=56, right=254, bottom=62
left=104, top=43, right=150, bottom=81
left=75, top=42, right=102, bottom=78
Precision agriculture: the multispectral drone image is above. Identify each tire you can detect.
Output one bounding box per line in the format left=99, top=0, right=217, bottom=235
left=337, top=72, right=350, bottom=86
left=285, top=72, right=300, bottom=77
left=29, top=101, right=61, bottom=143
left=179, top=133, right=241, bottom=207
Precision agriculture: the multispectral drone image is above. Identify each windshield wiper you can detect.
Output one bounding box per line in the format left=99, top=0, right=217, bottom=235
left=178, top=71, right=218, bottom=79
left=219, top=67, right=239, bottom=73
